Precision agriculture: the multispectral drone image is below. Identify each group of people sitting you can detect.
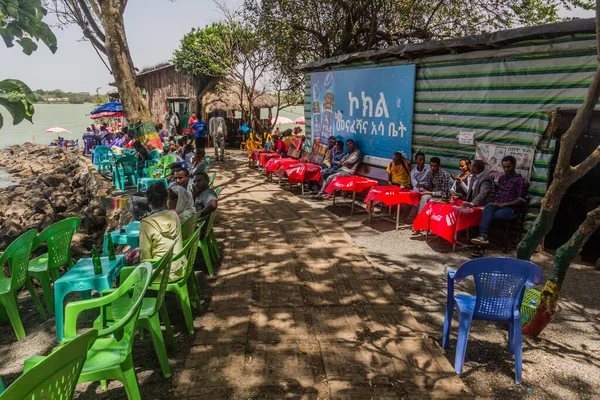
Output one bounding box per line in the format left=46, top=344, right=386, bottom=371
left=310, top=136, right=529, bottom=246
left=127, top=165, right=219, bottom=268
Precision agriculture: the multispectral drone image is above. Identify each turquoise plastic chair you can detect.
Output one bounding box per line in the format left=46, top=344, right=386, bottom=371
left=0, top=377, right=4, bottom=394
left=28, top=217, right=81, bottom=314
left=25, top=263, right=153, bottom=400
left=442, top=257, right=543, bottom=384
left=0, top=229, right=46, bottom=340
left=0, top=329, right=97, bottom=399
left=94, top=145, right=114, bottom=174
left=142, top=149, right=161, bottom=177
left=112, top=155, right=139, bottom=191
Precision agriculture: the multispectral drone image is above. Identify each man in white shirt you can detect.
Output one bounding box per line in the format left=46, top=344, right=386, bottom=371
left=411, top=152, right=430, bottom=192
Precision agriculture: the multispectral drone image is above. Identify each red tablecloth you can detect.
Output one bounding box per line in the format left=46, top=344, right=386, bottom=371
left=364, top=186, right=422, bottom=207
left=265, top=157, right=299, bottom=175
left=260, top=152, right=281, bottom=167
left=324, top=175, right=379, bottom=195
left=413, top=200, right=483, bottom=245
left=283, top=163, right=322, bottom=184
left=250, top=149, right=272, bottom=161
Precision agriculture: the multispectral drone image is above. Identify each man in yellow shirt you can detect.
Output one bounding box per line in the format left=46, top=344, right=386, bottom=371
left=386, top=151, right=412, bottom=187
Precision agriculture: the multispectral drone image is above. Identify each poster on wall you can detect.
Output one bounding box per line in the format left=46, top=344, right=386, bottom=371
left=475, top=143, right=535, bottom=181
left=310, top=65, right=416, bottom=166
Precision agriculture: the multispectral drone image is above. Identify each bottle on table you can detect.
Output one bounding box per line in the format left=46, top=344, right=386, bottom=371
left=107, top=234, right=116, bottom=260
left=92, top=245, right=103, bottom=274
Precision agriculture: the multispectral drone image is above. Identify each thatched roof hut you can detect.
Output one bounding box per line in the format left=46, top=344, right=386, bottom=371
left=200, top=79, right=277, bottom=114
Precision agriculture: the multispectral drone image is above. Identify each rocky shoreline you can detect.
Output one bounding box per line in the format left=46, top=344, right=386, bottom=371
left=0, top=144, right=108, bottom=256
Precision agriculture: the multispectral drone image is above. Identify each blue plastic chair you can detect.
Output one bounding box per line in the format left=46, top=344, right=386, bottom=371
left=442, top=257, right=543, bottom=384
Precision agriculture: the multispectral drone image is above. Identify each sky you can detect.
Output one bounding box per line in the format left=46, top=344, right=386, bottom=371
left=0, top=0, right=242, bottom=93
left=0, top=2, right=594, bottom=94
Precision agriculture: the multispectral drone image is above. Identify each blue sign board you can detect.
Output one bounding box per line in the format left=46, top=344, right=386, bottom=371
left=310, top=64, right=416, bottom=164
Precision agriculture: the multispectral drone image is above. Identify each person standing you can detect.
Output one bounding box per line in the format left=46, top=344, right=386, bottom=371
left=471, top=156, right=528, bottom=245
left=164, top=107, right=179, bottom=136
left=188, top=112, right=198, bottom=128
left=209, top=115, right=227, bottom=162
left=191, top=118, right=208, bottom=150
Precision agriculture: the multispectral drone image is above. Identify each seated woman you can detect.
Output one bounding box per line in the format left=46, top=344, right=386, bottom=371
left=168, top=186, right=196, bottom=221
left=272, top=135, right=288, bottom=155
left=320, top=140, right=345, bottom=175
left=190, top=148, right=208, bottom=175
left=139, top=182, right=186, bottom=280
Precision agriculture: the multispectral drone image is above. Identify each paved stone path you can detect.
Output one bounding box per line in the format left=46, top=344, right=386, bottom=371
left=176, top=159, right=469, bottom=399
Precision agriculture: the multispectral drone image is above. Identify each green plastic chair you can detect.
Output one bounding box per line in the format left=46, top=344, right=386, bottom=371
left=197, top=186, right=222, bottom=277
left=112, top=155, right=139, bottom=191
left=23, top=263, right=153, bottom=400
left=148, top=154, right=177, bottom=178
left=142, top=149, right=161, bottom=177
left=28, top=217, right=80, bottom=314
left=208, top=172, right=216, bottom=188
left=0, top=229, right=46, bottom=341
left=181, top=212, right=199, bottom=242
left=95, top=245, right=175, bottom=378
left=1, top=329, right=97, bottom=400
left=149, top=226, right=202, bottom=335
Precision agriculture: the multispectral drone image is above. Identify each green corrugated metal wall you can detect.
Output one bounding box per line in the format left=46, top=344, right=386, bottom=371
left=304, top=34, right=598, bottom=208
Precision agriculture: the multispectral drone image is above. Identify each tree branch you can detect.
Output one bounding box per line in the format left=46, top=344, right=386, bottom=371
left=77, top=0, right=105, bottom=42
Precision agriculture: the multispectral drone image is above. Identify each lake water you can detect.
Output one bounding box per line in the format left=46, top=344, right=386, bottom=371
left=0, top=103, right=95, bottom=149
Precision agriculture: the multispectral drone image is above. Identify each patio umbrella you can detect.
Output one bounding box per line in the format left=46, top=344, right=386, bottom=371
left=90, top=102, right=124, bottom=115
left=90, top=111, right=124, bottom=119
left=294, top=116, right=305, bottom=125
left=46, top=127, right=71, bottom=133
left=271, top=116, right=294, bottom=125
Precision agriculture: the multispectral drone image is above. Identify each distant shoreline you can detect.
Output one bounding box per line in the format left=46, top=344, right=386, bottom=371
left=34, top=102, right=96, bottom=105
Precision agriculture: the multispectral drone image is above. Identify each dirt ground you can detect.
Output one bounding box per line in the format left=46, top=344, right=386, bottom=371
left=1, top=150, right=599, bottom=399
left=295, top=186, right=600, bottom=399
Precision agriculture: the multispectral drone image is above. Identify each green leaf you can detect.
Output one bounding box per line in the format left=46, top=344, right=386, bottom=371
left=16, top=37, right=38, bottom=55
left=0, top=79, right=35, bottom=129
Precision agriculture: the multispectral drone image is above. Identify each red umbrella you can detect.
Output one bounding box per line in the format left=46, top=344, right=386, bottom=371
left=294, top=116, right=305, bottom=125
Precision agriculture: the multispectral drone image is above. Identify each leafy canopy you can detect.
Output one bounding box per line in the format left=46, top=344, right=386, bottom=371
left=0, top=0, right=57, bottom=129
left=0, top=0, right=57, bottom=55
left=171, top=22, right=243, bottom=78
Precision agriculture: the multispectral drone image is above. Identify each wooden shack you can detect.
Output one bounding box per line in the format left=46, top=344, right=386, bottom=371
left=135, top=63, right=199, bottom=129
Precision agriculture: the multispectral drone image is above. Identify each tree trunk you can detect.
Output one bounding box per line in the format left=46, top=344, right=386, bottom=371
left=97, top=0, right=160, bottom=148
left=523, top=206, right=600, bottom=336
left=516, top=184, right=568, bottom=260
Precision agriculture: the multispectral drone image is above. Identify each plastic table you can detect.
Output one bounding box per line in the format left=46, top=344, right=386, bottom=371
left=282, top=163, right=322, bottom=194
left=137, top=177, right=168, bottom=192
left=364, top=186, right=422, bottom=230
left=324, top=176, right=379, bottom=215
left=413, top=200, right=483, bottom=249
left=103, top=221, right=140, bottom=255
left=54, top=255, right=125, bottom=342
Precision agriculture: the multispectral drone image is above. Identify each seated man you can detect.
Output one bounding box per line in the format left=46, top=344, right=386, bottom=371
left=192, top=172, right=218, bottom=218
left=387, top=151, right=411, bottom=188
left=411, top=152, right=430, bottom=192
left=471, top=156, right=528, bottom=245
left=450, top=158, right=471, bottom=199
left=169, top=167, right=194, bottom=194
left=418, top=157, right=451, bottom=212
left=190, top=148, right=208, bottom=176
left=464, top=160, right=495, bottom=207
left=139, top=182, right=186, bottom=280
left=317, top=139, right=361, bottom=197
left=133, top=140, right=152, bottom=173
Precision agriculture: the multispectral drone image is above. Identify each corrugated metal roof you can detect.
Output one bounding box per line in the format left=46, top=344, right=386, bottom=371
left=299, top=18, right=596, bottom=71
